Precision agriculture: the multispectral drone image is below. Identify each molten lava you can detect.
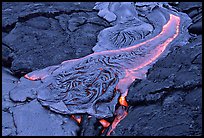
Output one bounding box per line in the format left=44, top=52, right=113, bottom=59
left=107, top=106, right=128, bottom=136
left=119, top=96, right=128, bottom=107
left=24, top=74, right=41, bottom=81
left=71, top=115, right=82, bottom=124
left=23, top=14, right=180, bottom=136
left=106, top=14, right=180, bottom=135
left=99, top=119, right=111, bottom=128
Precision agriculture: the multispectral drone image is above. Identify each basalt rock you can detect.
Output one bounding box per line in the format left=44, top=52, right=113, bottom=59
left=111, top=35, right=202, bottom=136
left=2, top=2, right=110, bottom=77
left=2, top=2, right=201, bottom=136
left=2, top=2, right=96, bottom=30
left=80, top=115, right=102, bottom=136
left=111, top=88, right=202, bottom=136
left=9, top=1, right=191, bottom=127
left=189, top=21, right=202, bottom=34
left=2, top=67, right=18, bottom=111
left=2, top=111, right=16, bottom=136
left=169, top=2, right=202, bottom=34
left=92, top=2, right=191, bottom=52
left=12, top=100, right=80, bottom=136
left=126, top=35, right=202, bottom=106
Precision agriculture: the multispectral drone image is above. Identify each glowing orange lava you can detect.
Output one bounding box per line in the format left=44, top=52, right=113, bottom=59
left=99, top=119, right=111, bottom=128
left=71, top=115, right=82, bottom=124
left=106, top=14, right=180, bottom=136
left=107, top=107, right=128, bottom=136
left=23, top=13, right=180, bottom=136
left=119, top=96, right=128, bottom=107
left=24, top=74, right=42, bottom=81
left=24, top=72, right=47, bottom=80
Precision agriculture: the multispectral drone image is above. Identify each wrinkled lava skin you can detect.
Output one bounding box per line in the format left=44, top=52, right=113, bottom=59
left=23, top=14, right=180, bottom=119
left=9, top=3, right=192, bottom=133
left=8, top=2, right=193, bottom=134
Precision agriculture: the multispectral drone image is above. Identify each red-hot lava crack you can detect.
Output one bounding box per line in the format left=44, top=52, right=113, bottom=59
left=21, top=14, right=180, bottom=135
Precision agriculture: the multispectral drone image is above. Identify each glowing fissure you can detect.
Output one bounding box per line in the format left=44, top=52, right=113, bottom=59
left=106, top=14, right=180, bottom=135
left=71, top=115, right=82, bottom=124
left=24, top=14, right=180, bottom=135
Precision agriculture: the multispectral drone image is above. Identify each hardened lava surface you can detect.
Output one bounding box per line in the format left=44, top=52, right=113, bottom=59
left=2, top=2, right=110, bottom=76
left=2, top=2, right=202, bottom=136
left=110, top=35, right=202, bottom=136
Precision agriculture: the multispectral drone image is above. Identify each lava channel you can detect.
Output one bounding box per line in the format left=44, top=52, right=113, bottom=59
left=24, top=14, right=180, bottom=136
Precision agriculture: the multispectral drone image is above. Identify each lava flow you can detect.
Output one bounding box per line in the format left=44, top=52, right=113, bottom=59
left=24, top=14, right=180, bottom=136
left=71, top=115, right=82, bottom=124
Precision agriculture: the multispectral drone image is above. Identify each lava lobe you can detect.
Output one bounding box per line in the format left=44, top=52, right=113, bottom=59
left=21, top=14, right=180, bottom=135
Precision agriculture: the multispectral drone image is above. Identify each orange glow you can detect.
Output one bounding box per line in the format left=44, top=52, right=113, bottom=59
left=24, top=74, right=41, bottom=81
left=119, top=96, right=128, bottom=107
left=24, top=72, right=47, bottom=81
left=101, top=128, right=106, bottom=134
left=105, top=14, right=180, bottom=136
left=130, top=14, right=180, bottom=71
left=99, top=119, right=110, bottom=128
left=58, top=14, right=180, bottom=65
left=71, top=115, right=82, bottom=124
left=24, top=13, right=181, bottom=136
left=107, top=107, right=128, bottom=136
left=26, top=14, right=180, bottom=89
left=116, top=70, right=137, bottom=95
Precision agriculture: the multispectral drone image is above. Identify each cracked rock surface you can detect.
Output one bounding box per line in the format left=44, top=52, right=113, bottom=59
left=2, top=111, right=16, bottom=136
left=12, top=100, right=80, bottom=136
left=110, top=35, right=202, bottom=136
left=2, top=67, right=80, bottom=136
left=169, top=2, right=202, bottom=34
left=2, top=67, right=17, bottom=136
left=2, top=2, right=202, bottom=136
left=2, top=2, right=110, bottom=77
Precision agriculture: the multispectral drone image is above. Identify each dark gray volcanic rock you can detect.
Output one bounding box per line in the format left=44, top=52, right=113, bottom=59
left=92, top=2, right=191, bottom=52
left=80, top=115, right=102, bottom=136
left=2, top=67, right=18, bottom=136
left=2, top=2, right=202, bottom=136
left=7, top=2, right=191, bottom=120
left=189, top=21, right=202, bottom=34
left=169, top=2, right=202, bottom=34
left=2, top=111, right=16, bottom=136
left=12, top=100, right=80, bottom=136
left=2, top=43, right=13, bottom=67
left=175, top=2, right=202, bottom=12
left=110, top=35, right=202, bottom=136
left=111, top=88, right=202, bottom=136
left=2, top=67, right=18, bottom=111
left=2, top=2, right=110, bottom=76
left=2, top=69, right=80, bottom=136
left=2, top=32, right=13, bottom=67
left=2, top=2, right=96, bottom=30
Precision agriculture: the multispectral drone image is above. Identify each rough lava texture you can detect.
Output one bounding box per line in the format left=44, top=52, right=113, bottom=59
left=2, top=2, right=110, bottom=77
left=12, top=100, right=80, bottom=136
left=110, top=35, right=202, bottom=136
left=2, top=67, right=18, bottom=136
left=2, top=67, right=81, bottom=136
left=169, top=2, right=202, bottom=35
left=80, top=114, right=103, bottom=136
left=7, top=2, right=191, bottom=120
left=2, top=2, right=202, bottom=136
left=92, top=2, right=191, bottom=52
